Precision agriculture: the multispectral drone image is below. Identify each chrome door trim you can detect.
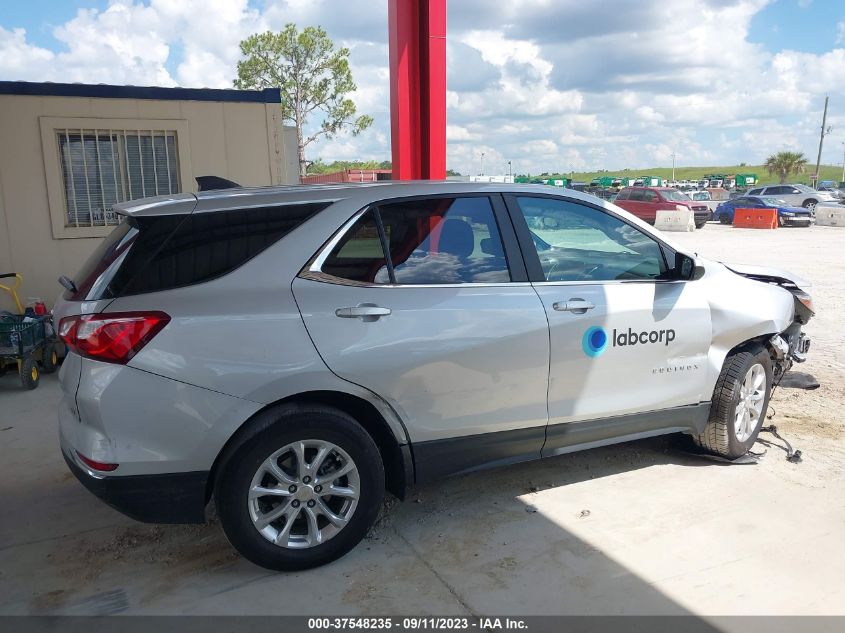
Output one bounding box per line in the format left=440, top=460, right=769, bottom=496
left=299, top=270, right=533, bottom=289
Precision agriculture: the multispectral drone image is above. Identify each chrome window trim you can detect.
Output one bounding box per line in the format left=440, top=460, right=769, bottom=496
left=300, top=270, right=532, bottom=289
left=306, top=207, right=370, bottom=274
left=531, top=278, right=687, bottom=287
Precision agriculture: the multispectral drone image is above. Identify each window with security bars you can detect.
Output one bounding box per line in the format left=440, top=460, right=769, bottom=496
left=57, top=129, right=180, bottom=227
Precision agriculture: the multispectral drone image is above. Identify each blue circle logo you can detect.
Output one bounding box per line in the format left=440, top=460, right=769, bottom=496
left=582, top=326, right=608, bottom=357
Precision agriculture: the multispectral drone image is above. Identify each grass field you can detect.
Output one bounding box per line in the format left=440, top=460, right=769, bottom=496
left=545, top=164, right=845, bottom=187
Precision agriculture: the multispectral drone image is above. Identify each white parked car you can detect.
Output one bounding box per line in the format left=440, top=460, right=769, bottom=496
left=746, top=184, right=836, bottom=212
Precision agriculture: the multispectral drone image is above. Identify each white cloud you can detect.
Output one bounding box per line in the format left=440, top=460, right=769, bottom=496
left=2, top=0, right=845, bottom=173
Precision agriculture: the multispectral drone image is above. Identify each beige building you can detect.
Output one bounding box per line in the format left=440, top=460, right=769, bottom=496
left=0, top=81, right=299, bottom=310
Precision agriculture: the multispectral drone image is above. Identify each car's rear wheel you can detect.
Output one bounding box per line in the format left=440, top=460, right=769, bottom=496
left=694, top=348, right=772, bottom=458
left=216, top=404, right=384, bottom=571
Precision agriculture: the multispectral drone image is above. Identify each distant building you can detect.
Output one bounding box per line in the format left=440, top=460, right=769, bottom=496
left=468, top=175, right=514, bottom=183
left=301, top=169, right=392, bottom=184
left=0, top=81, right=299, bottom=307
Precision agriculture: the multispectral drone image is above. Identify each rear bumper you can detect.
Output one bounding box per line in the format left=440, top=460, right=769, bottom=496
left=62, top=449, right=208, bottom=524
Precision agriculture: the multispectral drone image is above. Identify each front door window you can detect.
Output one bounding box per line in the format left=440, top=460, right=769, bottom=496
left=513, top=196, right=668, bottom=282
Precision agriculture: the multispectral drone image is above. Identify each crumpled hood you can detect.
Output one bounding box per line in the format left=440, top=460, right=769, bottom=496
left=722, top=262, right=811, bottom=292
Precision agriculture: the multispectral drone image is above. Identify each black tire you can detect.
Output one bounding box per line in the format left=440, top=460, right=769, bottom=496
left=694, top=348, right=772, bottom=458
left=20, top=356, right=39, bottom=390
left=41, top=344, right=59, bottom=374
left=695, top=221, right=707, bottom=229
left=215, top=403, right=385, bottom=571
left=802, top=199, right=816, bottom=209
left=719, top=214, right=731, bottom=224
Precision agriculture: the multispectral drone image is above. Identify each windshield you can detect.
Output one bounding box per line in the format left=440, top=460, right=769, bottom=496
left=661, top=189, right=691, bottom=202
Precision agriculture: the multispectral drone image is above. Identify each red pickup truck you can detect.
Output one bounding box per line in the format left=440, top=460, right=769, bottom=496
left=614, top=187, right=710, bottom=229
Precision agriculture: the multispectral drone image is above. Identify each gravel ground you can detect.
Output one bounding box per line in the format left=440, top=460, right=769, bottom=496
left=0, top=222, right=843, bottom=618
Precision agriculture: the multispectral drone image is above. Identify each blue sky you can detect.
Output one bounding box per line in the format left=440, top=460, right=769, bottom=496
left=749, top=0, right=840, bottom=54
left=2, top=0, right=844, bottom=174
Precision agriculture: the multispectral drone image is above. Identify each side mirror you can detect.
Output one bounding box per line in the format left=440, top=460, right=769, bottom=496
left=675, top=253, right=705, bottom=280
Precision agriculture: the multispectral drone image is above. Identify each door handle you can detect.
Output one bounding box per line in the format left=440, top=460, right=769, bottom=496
left=552, top=299, right=595, bottom=313
left=335, top=305, right=392, bottom=320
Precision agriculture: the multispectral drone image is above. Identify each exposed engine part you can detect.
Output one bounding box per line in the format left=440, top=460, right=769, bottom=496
left=768, top=334, right=789, bottom=361
left=767, top=334, right=791, bottom=381
left=792, top=333, right=811, bottom=363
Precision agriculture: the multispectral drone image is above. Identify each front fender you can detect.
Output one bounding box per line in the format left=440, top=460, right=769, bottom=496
left=697, top=261, right=794, bottom=395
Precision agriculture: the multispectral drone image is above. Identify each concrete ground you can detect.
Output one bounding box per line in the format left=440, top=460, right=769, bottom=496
left=1, top=223, right=844, bottom=619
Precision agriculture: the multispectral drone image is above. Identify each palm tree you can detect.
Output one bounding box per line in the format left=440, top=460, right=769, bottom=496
left=763, top=151, right=808, bottom=184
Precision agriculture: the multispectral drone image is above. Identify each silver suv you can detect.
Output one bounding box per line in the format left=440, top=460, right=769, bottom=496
left=55, top=182, right=814, bottom=570
left=746, top=184, right=835, bottom=211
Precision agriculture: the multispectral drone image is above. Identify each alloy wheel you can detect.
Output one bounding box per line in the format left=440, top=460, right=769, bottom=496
left=734, top=363, right=766, bottom=442
left=248, top=439, right=360, bottom=549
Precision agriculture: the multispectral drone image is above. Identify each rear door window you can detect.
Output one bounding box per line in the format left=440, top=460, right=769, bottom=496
left=319, top=196, right=511, bottom=285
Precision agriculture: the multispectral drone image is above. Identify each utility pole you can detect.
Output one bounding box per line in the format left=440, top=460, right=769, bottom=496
left=670, top=152, right=676, bottom=182
left=507, top=160, right=512, bottom=182
left=813, top=95, right=830, bottom=189
left=480, top=152, right=485, bottom=177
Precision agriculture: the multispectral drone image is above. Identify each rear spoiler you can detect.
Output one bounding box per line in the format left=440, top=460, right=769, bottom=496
left=196, top=176, right=242, bottom=191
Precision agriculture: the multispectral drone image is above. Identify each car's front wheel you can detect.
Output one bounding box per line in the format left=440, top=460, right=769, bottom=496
left=216, top=404, right=385, bottom=571
left=694, top=348, right=772, bottom=458
left=719, top=214, right=731, bottom=224
left=803, top=199, right=817, bottom=212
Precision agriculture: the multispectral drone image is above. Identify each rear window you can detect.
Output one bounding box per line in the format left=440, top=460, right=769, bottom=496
left=73, top=202, right=329, bottom=300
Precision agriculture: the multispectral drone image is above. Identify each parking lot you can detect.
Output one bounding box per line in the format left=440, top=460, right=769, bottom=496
left=1, top=223, right=844, bottom=619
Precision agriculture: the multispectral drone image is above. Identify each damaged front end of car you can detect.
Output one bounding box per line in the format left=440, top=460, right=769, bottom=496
left=725, top=263, right=814, bottom=380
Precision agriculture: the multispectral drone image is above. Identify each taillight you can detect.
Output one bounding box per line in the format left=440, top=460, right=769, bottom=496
left=76, top=451, right=118, bottom=472
left=58, top=311, right=170, bottom=364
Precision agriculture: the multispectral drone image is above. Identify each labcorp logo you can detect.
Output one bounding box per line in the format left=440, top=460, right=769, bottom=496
left=582, top=326, right=676, bottom=357
left=582, top=326, right=609, bottom=357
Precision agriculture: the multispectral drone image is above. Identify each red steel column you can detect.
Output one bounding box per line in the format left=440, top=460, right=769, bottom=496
left=388, top=0, right=447, bottom=180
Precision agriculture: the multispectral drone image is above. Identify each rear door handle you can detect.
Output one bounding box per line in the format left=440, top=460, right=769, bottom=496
left=335, top=305, right=392, bottom=320
left=552, top=299, right=595, bottom=313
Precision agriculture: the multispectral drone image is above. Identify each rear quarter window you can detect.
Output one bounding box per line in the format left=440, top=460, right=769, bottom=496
left=77, top=202, right=329, bottom=299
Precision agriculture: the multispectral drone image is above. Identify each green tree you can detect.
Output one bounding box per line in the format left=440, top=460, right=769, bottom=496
left=763, top=151, right=808, bottom=184
left=234, top=24, right=373, bottom=178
